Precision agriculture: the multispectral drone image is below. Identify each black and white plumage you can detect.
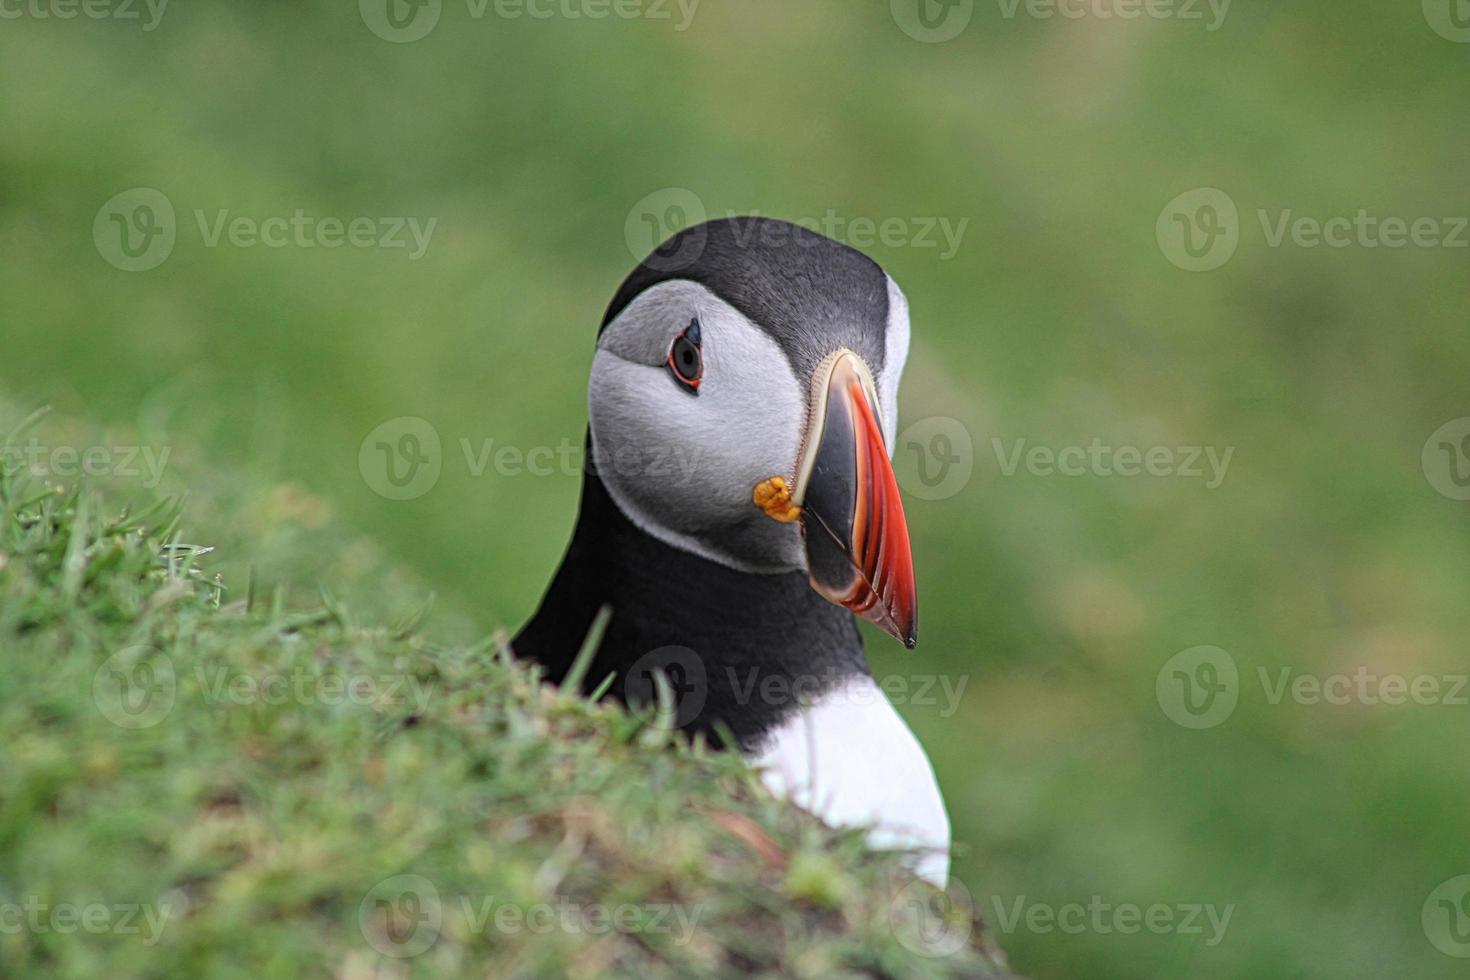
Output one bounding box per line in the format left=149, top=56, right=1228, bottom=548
left=515, top=217, right=950, bottom=884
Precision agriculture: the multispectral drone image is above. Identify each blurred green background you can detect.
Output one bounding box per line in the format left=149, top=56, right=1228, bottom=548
left=3, top=1, right=1468, bottom=976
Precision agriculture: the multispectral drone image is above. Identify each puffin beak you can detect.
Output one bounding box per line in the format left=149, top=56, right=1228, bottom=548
left=792, top=350, right=918, bottom=648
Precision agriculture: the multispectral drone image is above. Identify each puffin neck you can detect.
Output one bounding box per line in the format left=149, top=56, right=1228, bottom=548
left=513, top=468, right=871, bottom=749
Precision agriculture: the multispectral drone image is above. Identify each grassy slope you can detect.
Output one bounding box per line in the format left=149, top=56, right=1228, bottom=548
left=0, top=409, right=1012, bottom=980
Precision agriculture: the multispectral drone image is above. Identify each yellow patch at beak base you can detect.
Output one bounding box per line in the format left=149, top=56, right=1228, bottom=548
left=753, top=476, right=802, bottom=523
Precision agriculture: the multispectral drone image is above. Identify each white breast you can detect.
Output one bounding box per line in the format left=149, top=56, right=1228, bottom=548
left=747, top=676, right=951, bottom=886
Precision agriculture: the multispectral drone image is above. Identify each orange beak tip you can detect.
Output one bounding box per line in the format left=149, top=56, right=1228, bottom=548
left=798, top=353, right=920, bottom=650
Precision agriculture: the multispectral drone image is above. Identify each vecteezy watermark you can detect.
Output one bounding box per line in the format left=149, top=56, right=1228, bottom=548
left=988, top=895, right=1235, bottom=946
left=891, top=0, right=1229, bottom=42
left=358, top=874, right=705, bottom=958
left=359, top=0, right=699, bottom=43
left=993, top=0, right=1230, bottom=29
left=1257, top=667, right=1468, bottom=708
left=621, top=646, right=971, bottom=732
left=1422, top=0, right=1470, bottom=43
left=1158, top=187, right=1469, bottom=271
left=1156, top=188, right=1239, bottom=272
left=623, top=646, right=709, bottom=729
left=624, top=188, right=971, bottom=271
left=93, top=645, right=178, bottom=729
left=1157, top=646, right=1469, bottom=730
left=1156, top=646, right=1239, bottom=729
left=1257, top=210, right=1469, bottom=251
left=0, top=0, right=168, bottom=30
left=364, top=417, right=1218, bottom=504
left=1424, top=875, right=1470, bottom=958
left=0, top=896, right=175, bottom=946
left=93, top=646, right=436, bottom=729
left=193, top=210, right=435, bottom=259
left=993, top=438, right=1234, bottom=489
left=890, top=0, right=975, bottom=42
left=360, top=875, right=442, bottom=958
left=93, top=188, right=437, bottom=272
left=359, top=417, right=443, bottom=501
left=93, top=188, right=177, bottom=272
left=1422, top=417, right=1470, bottom=501
left=195, top=666, right=435, bottom=713
left=0, top=439, right=171, bottom=489
left=358, top=416, right=707, bottom=501
left=726, top=668, right=970, bottom=718
left=464, top=437, right=699, bottom=484
left=625, top=188, right=710, bottom=272
left=887, top=875, right=975, bottom=958
left=894, top=416, right=975, bottom=501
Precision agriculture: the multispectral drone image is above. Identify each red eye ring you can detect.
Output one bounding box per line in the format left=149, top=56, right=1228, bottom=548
left=666, top=319, right=702, bottom=393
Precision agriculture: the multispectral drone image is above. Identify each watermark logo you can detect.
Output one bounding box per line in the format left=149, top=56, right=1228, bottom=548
left=0, top=0, right=168, bottom=30
left=359, top=417, right=443, bottom=501
left=1422, top=417, right=1470, bottom=501
left=1423, top=0, right=1470, bottom=42
left=620, top=648, right=971, bottom=725
left=1161, top=189, right=1468, bottom=270
left=0, top=896, right=174, bottom=945
left=95, top=189, right=437, bottom=271
left=625, top=190, right=971, bottom=270
left=996, top=0, right=1230, bottom=29
left=1424, top=875, right=1470, bottom=957
left=360, top=421, right=709, bottom=500
left=1258, top=210, right=1467, bottom=250
left=359, top=874, right=442, bottom=957
left=94, top=188, right=176, bottom=272
left=93, top=645, right=177, bottom=729
left=990, top=894, right=1234, bottom=945
left=1161, top=655, right=1465, bottom=723
left=193, top=210, right=436, bottom=257
left=888, top=876, right=974, bottom=956
left=195, top=666, right=435, bottom=712
left=993, top=437, right=1233, bottom=488
left=1258, top=667, right=1466, bottom=707
left=625, top=187, right=710, bottom=272
left=895, top=0, right=1230, bottom=41
left=359, top=0, right=442, bottom=42
left=358, top=876, right=703, bottom=954
left=1156, top=645, right=1238, bottom=729
left=894, top=416, right=975, bottom=501
left=361, top=0, right=698, bottom=42
left=891, top=0, right=974, bottom=42
left=623, top=645, right=707, bottom=728
left=0, top=439, right=172, bottom=489
left=728, top=668, right=970, bottom=717
left=1157, top=188, right=1239, bottom=272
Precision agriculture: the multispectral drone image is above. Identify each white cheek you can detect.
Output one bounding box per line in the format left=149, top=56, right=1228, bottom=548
left=589, top=310, right=808, bottom=573
left=879, top=275, right=912, bottom=452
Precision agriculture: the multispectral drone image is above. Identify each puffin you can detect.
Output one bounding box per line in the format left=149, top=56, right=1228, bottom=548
left=514, top=216, right=950, bottom=885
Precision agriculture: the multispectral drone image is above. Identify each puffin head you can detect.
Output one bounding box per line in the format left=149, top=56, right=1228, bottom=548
left=588, top=217, right=918, bottom=647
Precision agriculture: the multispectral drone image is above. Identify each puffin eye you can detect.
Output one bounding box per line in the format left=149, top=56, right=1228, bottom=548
left=666, top=318, right=703, bottom=394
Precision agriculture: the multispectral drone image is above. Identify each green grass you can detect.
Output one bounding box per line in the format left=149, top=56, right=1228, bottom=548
left=0, top=408, right=1012, bottom=979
